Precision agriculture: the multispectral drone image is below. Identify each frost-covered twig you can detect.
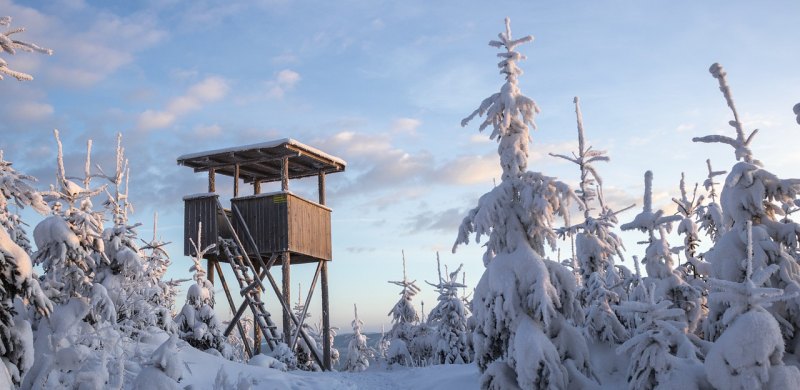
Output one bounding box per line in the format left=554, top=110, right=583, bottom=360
left=0, top=16, right=53, bottom=81
left=692, top=63, right=760, bottom=165
left=550, top=97, right=610, bottom=219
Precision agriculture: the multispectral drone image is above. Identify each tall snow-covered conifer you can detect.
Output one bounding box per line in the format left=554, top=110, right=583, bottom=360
left=453, top=18, right=588, bottom=389
left=692, top=64, right=800, bottom=346
left=552, top=97, right=630, bottom=345
left=0, top=151, right=52, bottom=388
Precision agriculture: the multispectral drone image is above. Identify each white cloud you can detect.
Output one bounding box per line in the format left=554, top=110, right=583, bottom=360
left=193, top=124, right=223, bottom=138
left=390, top=118, right=421, bottom=135
left=266, top=69, right=301, bottom=99
left=271, top=52, right=299, bottom=65
left=9, top=101, right=54, bottom=121
left=136, top=76, right=229, bottom=131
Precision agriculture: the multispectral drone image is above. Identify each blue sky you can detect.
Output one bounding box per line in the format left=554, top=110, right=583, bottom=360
left=2, top=0, right=799, bottom=331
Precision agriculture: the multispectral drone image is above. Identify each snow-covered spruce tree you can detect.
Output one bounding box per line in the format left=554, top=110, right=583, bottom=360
left=344, top=304, right=375, bottom=372
left=0, top=151, right=52, bottom=388
left=140, top=213, right=184, bottom=333
left=453, top=19, right=591, bottom=389
left=174, top=226, right=232, bottom=359
left=25, top=132, right=134, bottom=389
left=385, top=251, right=419, bottom=366
left=312, top=321, right=339, bottom=368
left=94, top=134, right=164, bottom=335
left=426, top=256, right=472, bottom=365
left=691, top=64, right=800, bottom=346
left=291, top=284, right=321, bottom=371
left=375, top=324, right=390, bottom=363
left=621, top=171, right=703, bottom=334
left=704, top=222, right=800, bottom=389
left=34, top=130, right=109, bottom=307
left=551, top=97, right=631, bottom=346
left=0, top=16, right=52, bottom=82
left=616, top=284, right=707, bottom=390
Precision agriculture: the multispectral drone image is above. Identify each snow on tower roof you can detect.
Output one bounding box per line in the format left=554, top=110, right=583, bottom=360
left=176, top=138, right=346, bottom=183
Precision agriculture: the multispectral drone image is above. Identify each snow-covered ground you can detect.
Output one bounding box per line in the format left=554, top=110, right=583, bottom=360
left=173, top=335, right=480, bottom=390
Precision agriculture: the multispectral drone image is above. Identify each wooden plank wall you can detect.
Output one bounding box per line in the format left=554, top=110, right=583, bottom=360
left=288, top=194, right=332, bottom=261
left=231, top=195, right=289, bottom=254
left=184, top=195, right=220, bottom=256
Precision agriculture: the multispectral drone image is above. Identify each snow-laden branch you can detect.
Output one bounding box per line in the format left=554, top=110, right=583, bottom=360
left=0, top=16, right=53, bottom=81
left=692, top=63, right=760, bottom=166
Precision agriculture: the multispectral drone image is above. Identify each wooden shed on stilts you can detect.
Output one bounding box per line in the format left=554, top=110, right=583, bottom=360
left=177, top=138, right=345, bottom=370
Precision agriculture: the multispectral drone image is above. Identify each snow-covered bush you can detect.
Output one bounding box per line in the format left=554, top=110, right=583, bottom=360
left=343, top=304, right=375, bottom=372
left=174, top=227, right=232, bottom=359
left=616, top=284, right=706, bottom=390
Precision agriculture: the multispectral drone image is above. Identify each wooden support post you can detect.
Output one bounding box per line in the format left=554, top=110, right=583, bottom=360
left=318, top=172, right=326, bottom=205
left=207, top=258, right=216, bottom=285
left=208, top=168, right=216, bottom=193
left=282, top=252, right=291, bottom=344
left=281, top=157, right=289, bottom=191
left=233, top=164, right=240, bottom=197
left=321, top=260, right=331, bottom=370
left=254, top=180, right=261, bottom=195
left=214, top=261, right=252, bottom=359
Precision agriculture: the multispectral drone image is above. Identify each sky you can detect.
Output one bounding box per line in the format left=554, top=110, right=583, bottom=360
left=1, top=0, right=799, bottom=333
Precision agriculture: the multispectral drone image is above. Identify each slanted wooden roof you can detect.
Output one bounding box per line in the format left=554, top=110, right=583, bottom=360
left=176, top=138, right=346, bottom=183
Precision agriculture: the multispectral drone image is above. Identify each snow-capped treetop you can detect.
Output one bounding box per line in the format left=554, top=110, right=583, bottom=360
left=96, top=133, right=133, bottom=226
left=621, top=171, right=681, bottom=235
left=703, top=159, right=726, bottom=203
left=794, top=102, right=800, bottom=125
left=51, top=130, right=107, bottom=206
left=0, top=16, right=53, bottom=81
left=461, top=17, right=539, bottom=180
left=425, top=253, right=467, bottom=297
left=550, top=97, right=610, bottom=219
left=387, top=251, right=421, bottom=304
left=692, top=63, right=761, bottom=166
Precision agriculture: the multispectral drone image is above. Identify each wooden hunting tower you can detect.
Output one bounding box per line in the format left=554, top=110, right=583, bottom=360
left=177, top=139, right=345, bottom=370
